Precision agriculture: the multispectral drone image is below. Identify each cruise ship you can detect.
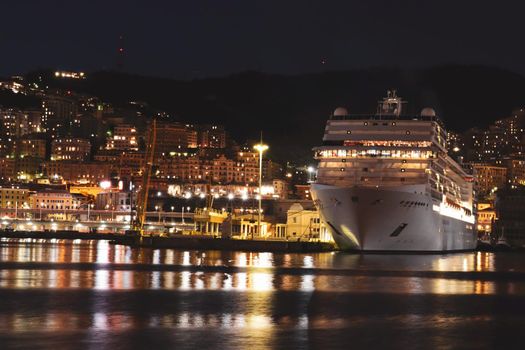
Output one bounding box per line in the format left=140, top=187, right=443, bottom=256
left=310, top=91, right=476, bottom=251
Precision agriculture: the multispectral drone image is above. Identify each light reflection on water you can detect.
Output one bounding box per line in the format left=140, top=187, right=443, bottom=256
left=0, top=269, right=512, bottom=295
left=0, top=238, right=507, bottom=271
left=1, top=239, right=525, bottom=349
left=1, top=240, right=525, bottom=295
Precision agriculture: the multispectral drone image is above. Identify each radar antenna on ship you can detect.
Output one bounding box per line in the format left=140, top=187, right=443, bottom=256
left=377, top=89, right=407, bottom=117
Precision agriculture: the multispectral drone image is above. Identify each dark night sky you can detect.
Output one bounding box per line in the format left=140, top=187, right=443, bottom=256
left=3, top=0, right=525, bottom=78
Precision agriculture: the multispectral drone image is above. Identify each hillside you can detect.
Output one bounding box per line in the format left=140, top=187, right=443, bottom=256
left=26, top=65, right=525, bottom=163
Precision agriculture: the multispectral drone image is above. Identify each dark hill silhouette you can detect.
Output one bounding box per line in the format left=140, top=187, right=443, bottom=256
left=26, top=65, right=525, bottom=163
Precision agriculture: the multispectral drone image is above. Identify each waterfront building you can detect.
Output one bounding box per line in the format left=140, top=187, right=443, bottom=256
left=29, top=189, right=81, bottom=220
left=477, top=203, right=496, bottom=234
left=154, top=150, right=260, bottom=185
left=286, top=202, right=331, bottom=242
left=0, top=186, right=31, bottom=209
left=95, top=191, right=132, bottom=212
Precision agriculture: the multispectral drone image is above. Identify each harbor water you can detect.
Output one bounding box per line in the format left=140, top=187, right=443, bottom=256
left=1, top=238, right=525, bottom=349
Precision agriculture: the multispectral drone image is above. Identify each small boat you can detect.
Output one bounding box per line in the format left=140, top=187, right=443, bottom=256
left=494, top=229, right=511, bottom=251
left=477, top=234, right=493, bottom=251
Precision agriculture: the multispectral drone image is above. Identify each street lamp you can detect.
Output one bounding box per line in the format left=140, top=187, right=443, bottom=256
left=88, top=204, right=94, bottom=221
left=155, top=205, right=160, bottom=224
left=307, top=166, right=316, bottom=183
left=181, top=206, right=190, bottom=225
left=253, top=142, right=268, bottom=239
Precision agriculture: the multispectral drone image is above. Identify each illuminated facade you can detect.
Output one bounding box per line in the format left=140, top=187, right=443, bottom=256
left=29, top=189, right=81, bottom=220
left=155, top=150, right=260, bottom=184
left=0, top=187, right=31, bottom=209
left=105, top=124, right=138, bottom=151
left=42, top=95, right=78, bottom=135
left=51, top=138, right=91, bottom=161
left=477, top=204, right=496, bottom=233
left=42, top=161, right=112, bottom=184
left=95, top=191, right=132, bottom=211
left=503, top=158, right=525, bottom=187
left=0, top=109, right=31, bottom=153
left=471, top=163, right=507, bottom=195
left=15, top=137, right=46, bottom=159
left=54, top=70, right=86, bottom=79
left=197, top=124, right=226, bottom=148
left=0, top=157, right=16, bottom=182
left=286, top=202, right=332, bottom=242
left=154, top=121, right=198, bottom=158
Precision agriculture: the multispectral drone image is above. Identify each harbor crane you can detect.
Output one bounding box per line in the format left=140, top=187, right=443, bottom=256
left=126, top=119, right=156, bottom=236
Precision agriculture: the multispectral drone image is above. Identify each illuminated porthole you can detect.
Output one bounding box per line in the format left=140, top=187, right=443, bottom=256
left=401, top=169, right=406, bottom=172
left=406, top=130, right=411, bottom=135
left=340, top=168, right=345, bottom=172
left=392, top=122, right=396, bottom=126
left=364, top=122, right=368, bottom=126
left=346, top=130, right=352, bottom=134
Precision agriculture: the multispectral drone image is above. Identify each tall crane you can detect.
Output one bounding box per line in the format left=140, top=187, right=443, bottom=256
left=127, top=119, right=156, bottom=236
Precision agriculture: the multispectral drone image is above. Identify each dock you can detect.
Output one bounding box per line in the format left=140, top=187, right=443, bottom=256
left=0, top=230, right=336, bottom=253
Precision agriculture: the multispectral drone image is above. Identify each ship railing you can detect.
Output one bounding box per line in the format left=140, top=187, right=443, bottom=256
left=330, top=114, right=443, bottom=124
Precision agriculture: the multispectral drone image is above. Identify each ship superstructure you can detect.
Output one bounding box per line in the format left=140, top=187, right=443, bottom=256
left=311, top=91, right=476, bottom=251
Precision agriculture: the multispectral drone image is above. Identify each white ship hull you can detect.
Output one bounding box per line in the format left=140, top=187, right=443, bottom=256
left=311, top=184, right=476, bottom=251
